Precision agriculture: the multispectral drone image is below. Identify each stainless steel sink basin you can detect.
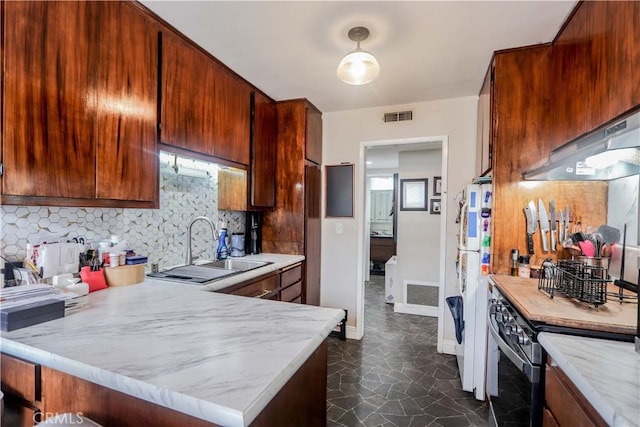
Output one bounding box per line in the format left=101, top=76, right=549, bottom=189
left=198, top=259, right=271, bottom=272
left=148, top=265, right=236, bottom=284
left=147, top=259, right=272, bottom=285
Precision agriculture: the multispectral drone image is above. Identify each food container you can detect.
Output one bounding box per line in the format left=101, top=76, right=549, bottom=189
left=103, top=264, right=145, bottom=287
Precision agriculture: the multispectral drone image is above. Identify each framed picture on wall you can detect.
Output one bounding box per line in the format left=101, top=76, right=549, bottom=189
left=433, top=176, right=442, bottom=196
left=400, top=178, right=428, bottom=211
left=430, top=199, right=441, bottom=215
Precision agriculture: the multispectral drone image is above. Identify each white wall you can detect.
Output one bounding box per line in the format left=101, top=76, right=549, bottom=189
left=321, top=96, right=478, bottom=348
left=396, top=150, right=442, bottom=293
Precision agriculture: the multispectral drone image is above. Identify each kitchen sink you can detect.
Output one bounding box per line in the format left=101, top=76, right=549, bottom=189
left=198, top=259, right=271, bottom=272
left=147, top=259, right=272, bottom=285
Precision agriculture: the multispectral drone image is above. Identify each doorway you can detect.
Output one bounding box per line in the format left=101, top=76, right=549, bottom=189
left=358, top=136, right=448, bottom=352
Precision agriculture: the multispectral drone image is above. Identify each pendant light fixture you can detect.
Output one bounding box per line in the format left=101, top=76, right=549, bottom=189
left=337, top=26, right=380, bottom=85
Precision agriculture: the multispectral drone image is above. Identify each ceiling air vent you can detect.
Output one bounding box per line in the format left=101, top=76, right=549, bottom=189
left=383, top=110, right=413, bottom=123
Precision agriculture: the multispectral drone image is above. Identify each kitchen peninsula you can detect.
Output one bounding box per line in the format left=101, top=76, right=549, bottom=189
left=0, top=256, right=344, bottom=427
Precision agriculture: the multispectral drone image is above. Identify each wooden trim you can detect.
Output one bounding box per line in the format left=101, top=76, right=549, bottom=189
left=0, top=195, right=158, bottom=209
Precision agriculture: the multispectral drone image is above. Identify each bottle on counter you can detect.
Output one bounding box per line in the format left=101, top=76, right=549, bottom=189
left=518, top=255, right=531, bottom=278
left=511, top=249, right=519, bottom=276
left=217, top=226, right=228, bottom=260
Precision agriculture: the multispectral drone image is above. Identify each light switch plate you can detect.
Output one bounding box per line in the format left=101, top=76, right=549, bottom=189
left=336, top=223, right=343, bottom=234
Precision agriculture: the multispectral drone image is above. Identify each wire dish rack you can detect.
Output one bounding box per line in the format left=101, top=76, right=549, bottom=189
left=538, top=259, right=608, bottom=307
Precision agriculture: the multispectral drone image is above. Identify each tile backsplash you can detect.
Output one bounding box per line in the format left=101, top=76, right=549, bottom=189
left=1, top=164, right=245, bottom=271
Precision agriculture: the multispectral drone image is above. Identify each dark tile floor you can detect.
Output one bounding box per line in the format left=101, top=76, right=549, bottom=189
left=327, top=276, right=489, bottom=427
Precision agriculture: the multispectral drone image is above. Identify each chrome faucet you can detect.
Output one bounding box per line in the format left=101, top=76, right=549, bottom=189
left=185, top=216, right=219, bottom=265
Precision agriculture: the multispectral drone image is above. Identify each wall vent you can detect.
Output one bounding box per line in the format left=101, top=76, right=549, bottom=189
left=383, top=110, right=413, bottom=123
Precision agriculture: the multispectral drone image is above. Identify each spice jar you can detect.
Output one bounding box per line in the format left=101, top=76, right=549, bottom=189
left=518, top=255, right=531, bottom=278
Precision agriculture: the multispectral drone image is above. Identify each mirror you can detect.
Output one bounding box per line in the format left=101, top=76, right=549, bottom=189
left=370, top=176, right=394, bottom=237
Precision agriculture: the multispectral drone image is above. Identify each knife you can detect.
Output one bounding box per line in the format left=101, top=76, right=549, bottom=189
left=538, top=199, right=550, bottom=253
left=549, top=200, right=557, bottom=252
left=524, top=201, right=537, bottom=255
left=558, top=210, right=565, bottom=243
left=564, top=206, right=570, bottom=241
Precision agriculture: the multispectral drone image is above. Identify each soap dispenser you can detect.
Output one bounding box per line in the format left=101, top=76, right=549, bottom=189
left=217, top=224, right=228, bottom=260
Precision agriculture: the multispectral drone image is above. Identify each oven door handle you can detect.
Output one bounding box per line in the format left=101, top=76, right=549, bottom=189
left=487, top=311, right=540, bottom=383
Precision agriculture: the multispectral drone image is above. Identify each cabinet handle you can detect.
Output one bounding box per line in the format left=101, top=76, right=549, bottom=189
left=255, top=289, right=272, bottom=298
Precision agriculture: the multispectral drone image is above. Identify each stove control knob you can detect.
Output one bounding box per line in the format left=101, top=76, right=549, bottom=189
left=517, top=333, right=530, bottom=345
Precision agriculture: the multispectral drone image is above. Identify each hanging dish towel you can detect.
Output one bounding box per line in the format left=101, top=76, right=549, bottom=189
left=446, top=296, right=464, bottom=344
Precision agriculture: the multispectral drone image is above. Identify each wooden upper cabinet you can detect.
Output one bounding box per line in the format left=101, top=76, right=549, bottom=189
left=2, top=1, right=98, bottom=199
left=1, top=1, right=158, bottom=207
left=549, top=3, right=594, bottom=148
left=160, top=30, right=217, bottom=156
left=305, top=105, right=323, bottom=165
left=476, top=67, right=493, bottom=176
left=96, top=1, right=158, bottom=202
left=251, top=91, right=277, bottom=208
left=213, top=68, right=251, bottom=165
left=550, top=1, right=640, bottom=149
left=585, top=1, right=640, bottom=131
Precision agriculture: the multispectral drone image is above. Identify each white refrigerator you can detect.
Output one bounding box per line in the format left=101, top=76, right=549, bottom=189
left=455, top=183, right=491, bottom=400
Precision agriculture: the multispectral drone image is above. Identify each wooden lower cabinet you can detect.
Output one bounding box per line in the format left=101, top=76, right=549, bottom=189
left=227, top=274, right=279, bottom=299
left=370, top=237, right=395, bottom=264
left=219, top=263, right=304, bottom=304
left=543, top=358, right=606, bottom=427
left=1, top=353, right=42, bottom=427
left=3, top=341, right=327, bottom=427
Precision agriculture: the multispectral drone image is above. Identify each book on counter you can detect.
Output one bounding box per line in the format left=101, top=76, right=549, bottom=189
left=0, top=284, right=86, bottom=332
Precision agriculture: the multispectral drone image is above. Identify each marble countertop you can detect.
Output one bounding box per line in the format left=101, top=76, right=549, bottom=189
left=0, top=253, right=343, bottom=427
left=538, top=332, right=639, bottom=426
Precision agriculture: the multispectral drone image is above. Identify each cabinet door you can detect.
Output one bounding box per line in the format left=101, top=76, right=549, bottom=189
left=96, top=1, right=158, bottom=202
left=476, top=68, right=492, bottom=175
left=549, top=18, right=590, bottom=147
left=2, top=1, right=97, bottom=199
left=304, top=162, right=321, bottom=305
left=251, top=92, right=276, bottom=208
left=214, top=68, right=251, bottom=164
left=585, top=1, right=640, bottom=131
left=305, top=104, right=322, bottom=164
left=160, top=30, right=216, bottom=156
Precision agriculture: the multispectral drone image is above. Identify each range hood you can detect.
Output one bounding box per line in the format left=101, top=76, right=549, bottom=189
left=523, top=108, right=640, bottom=181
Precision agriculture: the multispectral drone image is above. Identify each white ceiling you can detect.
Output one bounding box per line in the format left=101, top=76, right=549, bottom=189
left=142, top=1, right=576, bottom=113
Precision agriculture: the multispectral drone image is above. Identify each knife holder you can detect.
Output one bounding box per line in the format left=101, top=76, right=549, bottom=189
left=538, top=259, right=608, bottom=307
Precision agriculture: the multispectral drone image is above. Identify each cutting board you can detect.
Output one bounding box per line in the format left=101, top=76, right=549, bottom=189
left=491, top=275, right=637, bottom=336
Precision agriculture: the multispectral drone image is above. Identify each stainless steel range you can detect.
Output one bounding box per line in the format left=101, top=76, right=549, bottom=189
left=486, top=280, right=637, bottom=427
left=486, top=286, right=543, bottom=427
